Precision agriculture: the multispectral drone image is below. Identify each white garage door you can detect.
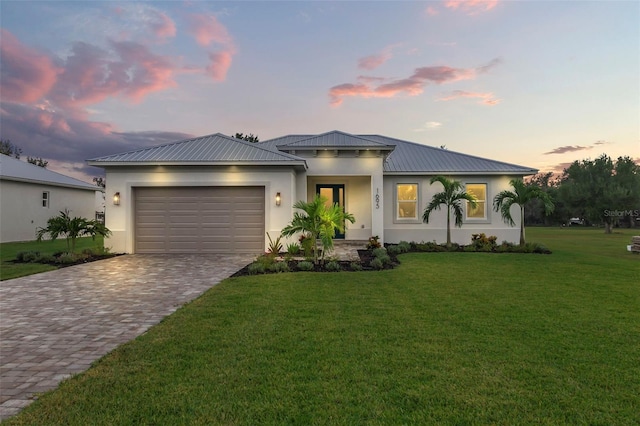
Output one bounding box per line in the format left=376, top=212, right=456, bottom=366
left=134, top=186, right=265, bottom=254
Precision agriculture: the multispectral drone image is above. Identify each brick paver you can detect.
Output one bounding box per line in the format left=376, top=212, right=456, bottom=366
left=0, top=254, right=253, bottom=421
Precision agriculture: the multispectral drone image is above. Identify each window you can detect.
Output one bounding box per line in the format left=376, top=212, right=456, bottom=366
left=466, top=184, right=486, bottom=220
left=397, top=183, right=418, bottom=220
left=42, top=191, right=50, bottom=208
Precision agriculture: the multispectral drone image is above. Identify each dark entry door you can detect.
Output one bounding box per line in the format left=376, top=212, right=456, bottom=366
left=316, top=184, right=345, bottom=239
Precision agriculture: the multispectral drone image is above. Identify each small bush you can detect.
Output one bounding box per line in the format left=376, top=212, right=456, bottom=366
left=350, top=262, right=363, bottom=271
left=397, top=241, right=411, bottom=253
left=367, top=236, right=381, bottom=250
left=370, top=258, right=384, bottom=270
left=286, top=243, right=300, bottom=255
left=386, top=245, right=401, bottom=256
left=269, top=261, right=290, bottom=273
left=266, top=232, right=283, bottom=255
left=56, top=253, right=77, bottom=264
left=297, top=261, right=314, bottom=271
left=255, top=254, right=276, bottom=269
left=372, top=247, right=387, bottom=258
left=16, top=251, right=40, bottom=263
left=248, top=262, right=265, bottom=275
left=299, top=235, right=315, bottom=257
left=37, top=254, right=56, bottom=264
left=324, top=261, right=341, bottom=272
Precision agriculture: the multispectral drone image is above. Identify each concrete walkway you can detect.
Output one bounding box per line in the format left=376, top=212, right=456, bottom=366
left=0, top=254, right=253, bottom=421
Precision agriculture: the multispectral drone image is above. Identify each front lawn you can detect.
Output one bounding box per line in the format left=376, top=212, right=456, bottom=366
left=0, top=236, right=107, bottom=280
left=5, top=228, right=640, bottom=424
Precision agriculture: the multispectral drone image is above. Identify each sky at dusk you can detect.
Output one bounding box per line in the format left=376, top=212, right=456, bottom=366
left=1, top=1, right=638, bottom=182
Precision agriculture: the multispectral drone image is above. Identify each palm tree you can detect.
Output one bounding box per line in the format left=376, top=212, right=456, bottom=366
left=281, top=195, right=355, bottom=264
left=37, top=209, right=111, bottom=253
left=422, top=176, right=477, bottom=247
left=493, top=178, right=554, bottom=245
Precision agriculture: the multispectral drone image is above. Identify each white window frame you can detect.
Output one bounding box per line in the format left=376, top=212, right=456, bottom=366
left=394, top=182, right=421, bottom=224
left=42, top=191, right=50, bottom=208
left=464, top=183, right=489, bottom=223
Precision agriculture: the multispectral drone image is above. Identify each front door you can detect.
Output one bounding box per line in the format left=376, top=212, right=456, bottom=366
left=316, top=184, right=345, bottom=239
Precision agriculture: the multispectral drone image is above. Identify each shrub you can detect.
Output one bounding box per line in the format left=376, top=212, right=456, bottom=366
left=324, top=261, right=341, bottom=272
left=269, top=261, right=290, bottom=273
left=248, top=262, right=265, bottom=275
left=370, top=258, right=384, bottom=270
left=350, top=262, right=363, bottom=271
left=299, top=235, right=315, bottom=257
left=367, top=236, right=381, bottom=250
left=16, top=251, right=40, bottom=263
left=471, top=233, right=497, bottom=251
left=397, top=241, right=411, bottom=253
left=37, top=254, right=56, bottom=264
left=297, top=261, right=314, bottom=271
left=266, top=232, right=283, bottom=255
left=286, top=243, right=300, bottom=255
left=386, top=245, right=401, bottom=256
left=372, top=247, right=387, bottom=258
left=56, top=253, right=77, bottom=264
left=255, top=254, right=276, bottom=270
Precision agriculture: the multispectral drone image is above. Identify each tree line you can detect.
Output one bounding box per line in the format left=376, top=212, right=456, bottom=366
left=524, top=154, right=639, bottom=232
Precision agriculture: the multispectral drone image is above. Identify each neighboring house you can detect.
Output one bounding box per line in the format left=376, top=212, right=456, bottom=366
left=0, top=155, right=101, bottom=243
left=88, top=130, right=537, bottom=254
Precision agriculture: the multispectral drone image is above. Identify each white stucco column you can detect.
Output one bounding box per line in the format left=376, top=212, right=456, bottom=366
left=371, top=172, right=385, bottom=244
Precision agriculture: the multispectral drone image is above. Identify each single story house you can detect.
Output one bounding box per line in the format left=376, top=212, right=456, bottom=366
left=88, top=130, right=537, bottom=254
left=0, top=154, right=101, bottom=243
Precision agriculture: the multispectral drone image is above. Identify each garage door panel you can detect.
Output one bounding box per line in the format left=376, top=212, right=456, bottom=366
left=135, top=186, right=264, bottom=254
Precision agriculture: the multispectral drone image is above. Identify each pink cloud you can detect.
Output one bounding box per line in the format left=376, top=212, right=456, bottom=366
left=445, top=0, right=499, bottom=15
left=50, top=40, right=177, bottom=109
left=150, top=11, right=177, bottom=40
left=0, top=29, right=61, bottom=103
left=206, top=50, right=234, bottom=82
left=438, top=90, right=500, bottom=105
left=187, top=13, right=232, bottom=47
left=358, top=51, right=392, bottom=70
left=329, top=60, right=498, bottom=106
left=426, top=6, right=439, bottom=16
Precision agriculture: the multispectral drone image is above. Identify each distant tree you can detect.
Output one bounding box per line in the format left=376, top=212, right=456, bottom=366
left=27, top=157, right=48, bottom=168
left=0, top=139, right=22, bottom=158
left=524, top=173, right=566, bottom=226
left=234, top=132, right=259, bottom=143
left=422, top=176, right=477, bottom=247
left=559, top=154, right=639, bottom=233
left=1, top=140, right=48, bottom=167
left=493, top=178, right=555, bottom=245
left=93, top=177, right=106, bottom=188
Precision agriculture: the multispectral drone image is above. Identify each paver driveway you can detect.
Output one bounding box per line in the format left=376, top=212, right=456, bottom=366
left=0, top=254, right=253, bottom=421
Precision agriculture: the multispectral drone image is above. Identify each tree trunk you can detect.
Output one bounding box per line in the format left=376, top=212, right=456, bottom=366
left=604, top=221, right=613, bottom=234
left=519, top=206, right=526, bottom=246
left=446, top=210, right=451, bottom=247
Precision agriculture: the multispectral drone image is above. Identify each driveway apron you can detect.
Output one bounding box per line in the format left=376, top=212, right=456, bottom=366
left=0, top=254, right=253, bottom=421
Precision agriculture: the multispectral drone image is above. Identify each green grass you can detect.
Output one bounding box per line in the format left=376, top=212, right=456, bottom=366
left=0, top=236, right=106, bottom=280
left=5, top=228, right=640, bottom=425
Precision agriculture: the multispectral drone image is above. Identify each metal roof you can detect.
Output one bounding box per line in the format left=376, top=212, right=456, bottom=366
left=360, top=135, right=538, bottom=175
left=88, top=133, right=306, bottom=166
left=0, top=155, right=99, bottom=191
left=275, top=130, right=394, bottom=150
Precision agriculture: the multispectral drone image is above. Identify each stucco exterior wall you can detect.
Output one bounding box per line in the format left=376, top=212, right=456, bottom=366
left=103, top=165, right=298, bottom=253
left=383, top=175, right=522, bottom=245
left=0, top=180, right=97, bottom=243
left=299, top=151, right=386, bottom=242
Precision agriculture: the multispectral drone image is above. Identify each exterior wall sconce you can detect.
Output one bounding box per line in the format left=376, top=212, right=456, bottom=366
left=113, top=192, right=120, bottom=206
left=275, top=192, right=281, bottom=206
